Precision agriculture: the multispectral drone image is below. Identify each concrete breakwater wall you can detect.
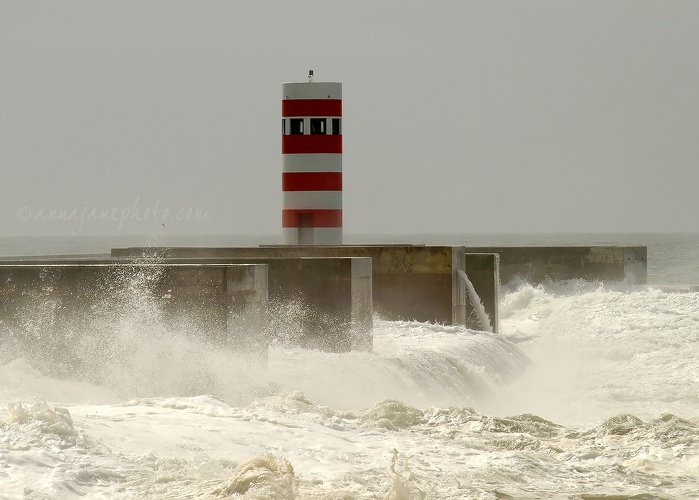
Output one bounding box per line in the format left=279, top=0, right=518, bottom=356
left=0, top=256, right=373, bottom=355
left=465, top=246, right=647, bottom=285
left=0, top=262, right=267, bottom=376
left=111, top=246, right=499, bottom=334
left=203, top=256, right=373, bottom=352
left=113, top=256, right=373, bottom=352
left=0, top=245, right=642, bottom=361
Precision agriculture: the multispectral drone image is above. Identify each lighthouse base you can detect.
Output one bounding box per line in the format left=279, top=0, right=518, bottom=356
left=282, top=227, right=342, bottom=245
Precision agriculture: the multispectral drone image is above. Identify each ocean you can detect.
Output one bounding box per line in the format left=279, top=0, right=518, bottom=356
left=1, top=233, right=698, bottom=499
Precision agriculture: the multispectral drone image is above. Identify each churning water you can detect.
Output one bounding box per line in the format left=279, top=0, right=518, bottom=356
left=1, top=233, right=699, bottom=499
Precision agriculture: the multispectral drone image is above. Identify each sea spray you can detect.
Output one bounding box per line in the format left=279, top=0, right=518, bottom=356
left=385, top=449, right=427, bottom=500
left=457, top=268, right=493, bottom=333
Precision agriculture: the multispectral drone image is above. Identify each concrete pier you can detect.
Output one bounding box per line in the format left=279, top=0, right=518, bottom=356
left=465, top=246, right=647, bottom=285
left=0, top=261, right=268, bottom=374
left=111, top=245, right=500, bottom=334
left=0, top=244, right=648, bottom=360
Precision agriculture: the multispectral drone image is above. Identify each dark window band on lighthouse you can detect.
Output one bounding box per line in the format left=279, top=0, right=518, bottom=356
left=290, top=118, right=304, bottom=135
left=310, top=118, right=326, bottom=135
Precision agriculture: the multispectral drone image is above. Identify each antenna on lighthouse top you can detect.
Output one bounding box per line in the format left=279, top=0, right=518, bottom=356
left=308, top=69, right=314, bottom=82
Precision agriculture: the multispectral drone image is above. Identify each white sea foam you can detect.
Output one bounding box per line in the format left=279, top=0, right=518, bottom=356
left=496, top=280, right=699, bottom=425
left=268, top=320, right=528, bottom=411
left=2, top=275, right=699, bottom=497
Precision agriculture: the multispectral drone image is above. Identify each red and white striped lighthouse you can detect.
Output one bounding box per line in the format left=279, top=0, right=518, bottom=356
left=282, top=71, right=342, bottom=245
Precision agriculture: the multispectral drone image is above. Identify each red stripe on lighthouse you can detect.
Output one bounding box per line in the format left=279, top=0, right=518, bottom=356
left=282, top=172, right=342, bottom=191
left=282, top=135, right=342, bottom=154
left=282, top=99, right=342, bottom=117
left=282, top=209, right=342, bottom=228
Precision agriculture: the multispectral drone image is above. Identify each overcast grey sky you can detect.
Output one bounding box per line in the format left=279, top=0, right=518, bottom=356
left=1, top=1, right=698, bottom=237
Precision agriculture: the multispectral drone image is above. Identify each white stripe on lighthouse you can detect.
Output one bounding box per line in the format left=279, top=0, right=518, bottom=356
left=283, top=154, right=342, bottom=173
left=283, top=191, right=342, bottom=210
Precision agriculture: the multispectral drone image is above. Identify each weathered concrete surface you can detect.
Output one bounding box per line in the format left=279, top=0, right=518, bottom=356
left=111, top=246, right=499, bottom=333
left=106, top=254, right=373, bottom=352
left=465, top=246, right=647, bottom=285
left=0, top=262, right=268, bottom=375
left=233, top=256, right=372, bottom=352
left=225, top=264, right=268, bottom=352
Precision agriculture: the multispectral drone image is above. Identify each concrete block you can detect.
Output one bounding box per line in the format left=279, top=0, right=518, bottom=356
left=465, top=246, right=647, bottom=285
left=109, top=253, right=374, bottom=352
left=0, top=261, right=268, bottom=375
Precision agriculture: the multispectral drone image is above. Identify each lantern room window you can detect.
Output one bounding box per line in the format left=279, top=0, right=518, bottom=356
left=290, top=118, right=304, bottom=135
left=310, top=118, right=326, bottom=135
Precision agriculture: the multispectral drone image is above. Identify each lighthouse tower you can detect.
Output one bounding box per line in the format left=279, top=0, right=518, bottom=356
left=281, top=71, right=342, bottom=245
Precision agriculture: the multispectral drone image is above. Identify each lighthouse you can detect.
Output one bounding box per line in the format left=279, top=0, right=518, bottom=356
left=281, top=71, right=342, bottom=245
